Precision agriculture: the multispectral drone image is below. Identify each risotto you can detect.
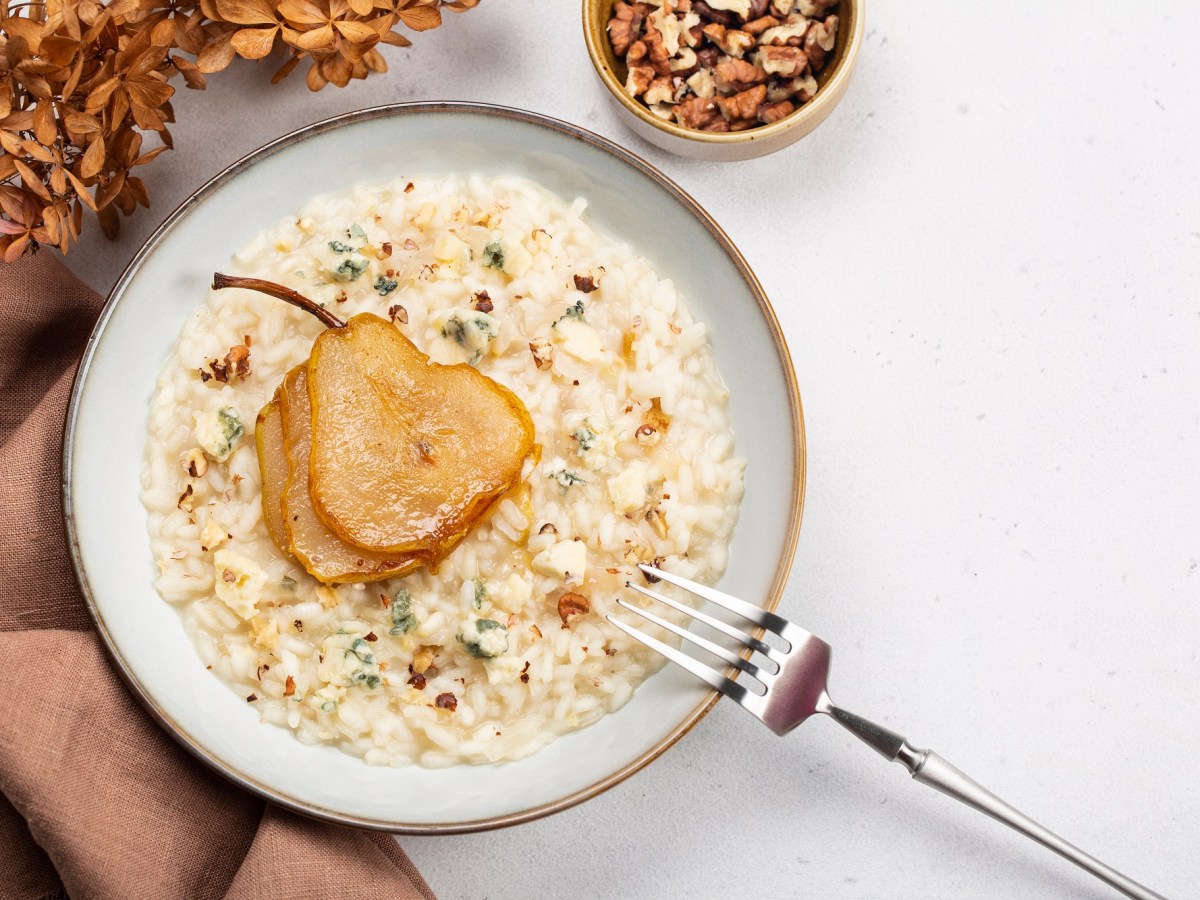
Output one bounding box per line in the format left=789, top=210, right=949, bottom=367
left=141, top=174, right=745, bottom=767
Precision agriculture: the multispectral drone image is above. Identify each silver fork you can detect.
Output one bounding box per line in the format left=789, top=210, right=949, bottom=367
left=611, top=565, right=1167, bottom=900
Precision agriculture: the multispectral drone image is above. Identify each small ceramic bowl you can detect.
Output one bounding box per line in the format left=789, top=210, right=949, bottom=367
left=583, top=0, right=864, bottom=161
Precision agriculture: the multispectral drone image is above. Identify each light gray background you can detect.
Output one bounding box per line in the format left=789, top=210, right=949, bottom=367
left=63, top=2, right=1199, bottom=897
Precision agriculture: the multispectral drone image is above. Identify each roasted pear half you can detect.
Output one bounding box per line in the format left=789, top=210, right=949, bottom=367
left=307, top=313, right=536, bottom=557
left=277, top=364, right=426, bottom=584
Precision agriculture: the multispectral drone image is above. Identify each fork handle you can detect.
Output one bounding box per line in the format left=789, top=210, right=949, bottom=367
left=825, top=706, right=1167, bottom=900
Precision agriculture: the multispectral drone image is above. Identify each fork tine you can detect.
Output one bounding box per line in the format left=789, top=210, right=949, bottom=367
left=615, top=598, right=765, bottom=679
left=625, top=580, right=775, bottom=658
left=637, top=564, right=792, bottom=636
left=606, top=614, right=762, bottom=712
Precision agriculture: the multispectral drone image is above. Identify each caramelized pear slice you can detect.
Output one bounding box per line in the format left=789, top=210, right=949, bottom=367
left=256, top=395, right=289, bottom=555
left=308, top=313, right=536, bottom=556
left=279, top=365, right=426, bottom=584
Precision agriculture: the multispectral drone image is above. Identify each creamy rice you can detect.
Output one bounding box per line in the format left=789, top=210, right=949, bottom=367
left=142, top=174, right=744, bottom=767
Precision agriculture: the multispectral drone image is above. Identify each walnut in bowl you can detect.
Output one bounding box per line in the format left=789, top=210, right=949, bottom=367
left=583, top=0, right=864, bottom=161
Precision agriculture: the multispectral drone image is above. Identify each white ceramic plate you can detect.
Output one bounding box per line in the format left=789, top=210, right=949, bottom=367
left=64, top=103, right=805, bottom=832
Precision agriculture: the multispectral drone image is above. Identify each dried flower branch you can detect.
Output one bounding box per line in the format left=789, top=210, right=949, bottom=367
left=0, top=0, right=479, bottom=260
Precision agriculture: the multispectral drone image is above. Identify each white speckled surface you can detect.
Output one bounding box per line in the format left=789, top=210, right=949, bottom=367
left=63, top=2, right=1199, bottom=897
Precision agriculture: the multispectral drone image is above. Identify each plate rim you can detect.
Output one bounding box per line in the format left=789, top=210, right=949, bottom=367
left=61, top=101, right=807, bottom=833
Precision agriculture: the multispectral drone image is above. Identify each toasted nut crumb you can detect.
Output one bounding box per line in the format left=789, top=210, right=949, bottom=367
left=177, top=484, right=194, bottom=511
left=558, top=591, right=591, bottom=625
left=387, top=304, right=408, bottom=324
left=529, top=339, right=554, bottom=370
left=643, top=557, right=667, bottom=583
left=573, top=274, right=598, bottom=293
left=539, top=522, right=558, bottom=535
left=635, top=423, right=660, bottom=447
left=412, top=646, right=435, bottom=674
left=435, top=692, right=457, bottom=711
left=180, top=448, right=207, bottom=478
left=284, top=675, right=296, bottom=696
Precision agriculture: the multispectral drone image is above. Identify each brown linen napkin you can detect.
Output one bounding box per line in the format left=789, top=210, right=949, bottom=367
left=0, top=253, right=435, bottom=900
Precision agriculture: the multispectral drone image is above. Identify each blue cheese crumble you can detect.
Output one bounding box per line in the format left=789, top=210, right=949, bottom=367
left=318, top=631, right=381, bottom=689
left=388, top=588, right=419, bottom=635
left=195, top=406, right=244, bottom=462
left=323, top=223, right=370, bottom=282
left=436, top=308, right=499, bottom=365
left=458, top=618, right=508, bottom=658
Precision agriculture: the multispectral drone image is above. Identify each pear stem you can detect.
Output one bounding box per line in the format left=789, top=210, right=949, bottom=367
left=212, top=273, right=346, bottom=329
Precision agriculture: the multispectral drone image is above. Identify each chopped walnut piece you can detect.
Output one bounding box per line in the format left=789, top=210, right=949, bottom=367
left=558, top=592, right=591, bottom=626
left=387, top=304, right=408, bottom=324
left=743, top=14, right=780, bottom=34
left=644, top=76, right=676, bottom=107
left=641, top=17, right=673, bottom=75
left=798, top=0, right=838, bottom=16
left=625, top=64, right=655, bottom=98
left=697, top=45, right=721, bottom=69
left=407, top=671, right=427, bottom=690
left=573, top=274, right=598, bottom=293
left=473, top=290, right=493, bottom=313
left=435, top=692, right=458, bottom=711
left=715, top=58, right=767, bottom=91
left=702, top=22, right=754, bottom=58
left=692, top=0, right=737, bottom=26
left=669, top=47, right=700, bottom=76
left=676, top=95, right=720, bottom=129
left=760, top=19, right=809, bottom=45
left=758, top=99, right=796, bottom=124
left=177, top=484, right=194, bottom=512
left=626, top=39, right=648, bottom=65
left=717, top=84, right=768, bottom=122
left=224, top=344, right=250, bottom=380
left=804, top=14, right=837, bottom=69
left=759, top=44, right=809, bottom=77
left=607, top=1, right=644, bottom=56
